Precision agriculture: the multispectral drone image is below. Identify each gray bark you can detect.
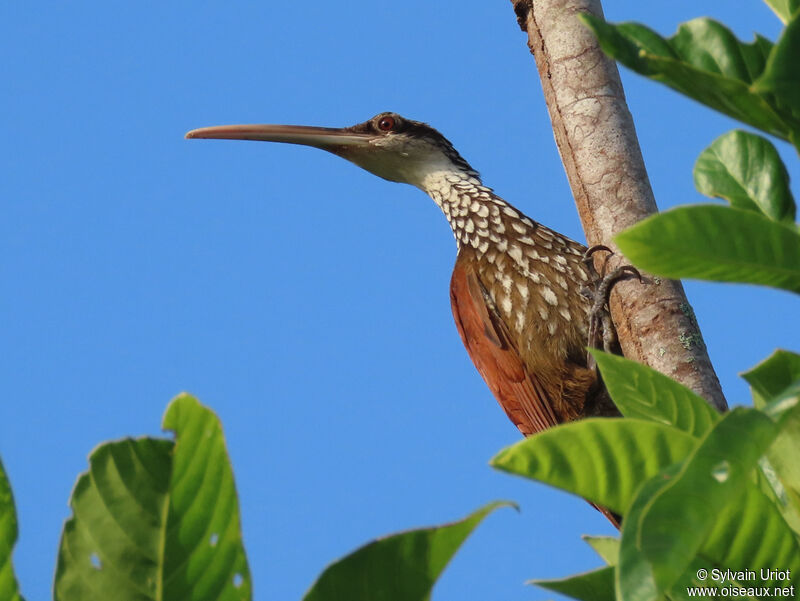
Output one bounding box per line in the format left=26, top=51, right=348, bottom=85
left=510, top=0, right=727, bottom=411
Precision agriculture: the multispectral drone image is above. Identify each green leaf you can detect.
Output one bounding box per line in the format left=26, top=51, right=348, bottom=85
left=742, top=349, right=800, bottom=407
left=615, top=205, right=800, bottom=293
left=754, top=9, right=800, bottom=150
left=302, top=502, right=509, bottom=601
left=615, top=473, right=733, bottom=601
left=761, top=382, right=800, bottom=536
left=702, top=484, right=800, bottom=587
left=744, top=354, right=800, bottom=535
left=55, top=393, right=251, bottom=601
left=0, top=458, right=23, bottom=601
left=611, top=478, right=730, bottom=601
left=582, top=536, right=619, bottom=566
left=666, top=560, right=729, bottom=601
left=762, top=463, right=800, bottom=542
left=590, top=350, right=719, bottom=437
left=161, top=394, right=251, bottom=600
left=491, top=419, right=696, bottom=515
left=616, top=464, right=675, bottom=601
left=533, top=567, right=615, bottom=601
left=580, top=15, right=794, bottom=140
left=617, top=408, right=789, bottom=599
left=620, top=469, right=800, bottom=601
left=694, top=130, right=795, bottom=223
left=762, top=374, right=800, bottom=428
left=763, top=0, right=800, bottom=24
left=54, top=437, right=173, bottom=600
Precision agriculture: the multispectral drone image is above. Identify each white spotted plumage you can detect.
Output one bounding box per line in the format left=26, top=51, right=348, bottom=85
left=419, top=167, right=593, bottom=356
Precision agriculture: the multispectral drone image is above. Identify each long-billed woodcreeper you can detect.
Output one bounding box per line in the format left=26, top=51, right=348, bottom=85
left=187, top=112, right=622, bottom=525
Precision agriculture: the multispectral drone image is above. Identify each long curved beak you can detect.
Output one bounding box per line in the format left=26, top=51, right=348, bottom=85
left=184, top=124, right=373, bottom=151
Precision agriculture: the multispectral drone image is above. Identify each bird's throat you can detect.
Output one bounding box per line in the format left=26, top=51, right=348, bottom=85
left=419, top=170, right=518, bottom=253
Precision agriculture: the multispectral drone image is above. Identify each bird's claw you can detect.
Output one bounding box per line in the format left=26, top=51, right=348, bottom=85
left=584, top=255, right=642, bottom=369
left=583, top=244, right=613, bottom=262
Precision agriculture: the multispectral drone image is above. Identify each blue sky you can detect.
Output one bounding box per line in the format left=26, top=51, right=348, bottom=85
left=1, top=2, right=797, bottom=600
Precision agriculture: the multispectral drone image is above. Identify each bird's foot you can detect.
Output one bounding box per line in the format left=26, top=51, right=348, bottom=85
left=581, top=245, right=642, bottom=369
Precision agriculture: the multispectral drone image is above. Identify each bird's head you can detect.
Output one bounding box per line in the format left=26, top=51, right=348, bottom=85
left=185, top=112, right=479, bottom=189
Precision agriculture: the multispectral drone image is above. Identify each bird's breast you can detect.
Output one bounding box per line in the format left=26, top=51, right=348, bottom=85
left=461, top=226, right=594, bottom=365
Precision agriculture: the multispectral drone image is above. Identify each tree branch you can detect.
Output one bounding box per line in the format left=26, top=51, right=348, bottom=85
left=510, top=0, right=727, bottom=411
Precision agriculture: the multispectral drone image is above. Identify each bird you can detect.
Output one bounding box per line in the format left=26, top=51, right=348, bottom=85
left=186, top=112, right=622, bottom=525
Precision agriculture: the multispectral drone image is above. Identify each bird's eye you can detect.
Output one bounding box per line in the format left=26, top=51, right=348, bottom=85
left=377, top=116, right=396, bottom=131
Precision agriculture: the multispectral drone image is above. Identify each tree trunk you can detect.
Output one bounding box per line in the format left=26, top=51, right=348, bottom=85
left=510, top=0, right=727, bottom=411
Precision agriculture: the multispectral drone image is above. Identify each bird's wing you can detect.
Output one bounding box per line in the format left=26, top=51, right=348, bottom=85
left=449, top=256, right=559, bottom=436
